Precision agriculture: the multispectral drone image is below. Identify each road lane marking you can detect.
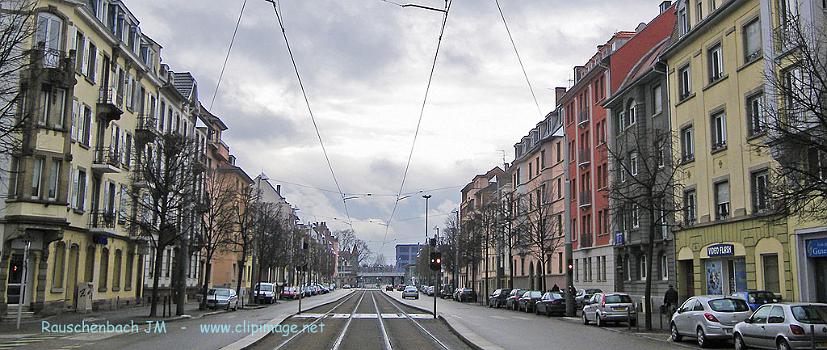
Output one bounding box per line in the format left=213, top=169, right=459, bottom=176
left=371, top=292, right=393, bottom=350
left=273, top=290, right=361, bottom=350
left=377, top=292, right=450, bottom=350
left=331, top=291, right=366, bottom=350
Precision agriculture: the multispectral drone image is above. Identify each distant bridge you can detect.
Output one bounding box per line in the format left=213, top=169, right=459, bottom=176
left=356, top=271, right=406, bottom=285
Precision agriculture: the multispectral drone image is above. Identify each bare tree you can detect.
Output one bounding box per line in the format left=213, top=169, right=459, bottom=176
left=231, top=182, right=257, bottom=302
left=605, top=128, right=684, bottom=330
left=129, top=133, right=202, bottom=317
left=0, top=1, right=36, bottom=156
left=760, top=12, right=827, bottom=222
left=194, top=170, right=236, bottom=309
left=514, top=184, right=564, bottom=292
left=440, top=215, right=459, bottom=288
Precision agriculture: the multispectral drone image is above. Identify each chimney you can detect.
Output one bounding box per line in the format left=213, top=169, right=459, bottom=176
left=555, top=87, right=567, bottom=105
left=276, top=184, right=281, bottom=194
left=659, top=1, right=671, bottom=14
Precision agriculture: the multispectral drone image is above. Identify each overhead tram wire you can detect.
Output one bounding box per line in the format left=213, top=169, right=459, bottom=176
left=494, top=0, right=543, bottom=118
left=381, top=0, right=453, bottom=251
left=265, top=0, right=354, bottom=228
left=209, top=0, right=247, bottom=110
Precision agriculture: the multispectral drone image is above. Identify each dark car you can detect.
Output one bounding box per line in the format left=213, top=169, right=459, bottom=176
left=576, top=288, right=604, bottom=308
left=730, top=290, right=780, bottom=311
left=535, top=292, right=566, bottom=316
left=396, top=284, right=405, bottom=291
left=456, top=288, right=477, bottom=302
left=385, top=285, right=394, bottom=291
left=518, top=290, right=543, bottom=312
left=505, top=289, right=527, bottom=311
left=488, top=288, right=512, bottom=308
left=440, top=285, right=454, bottom=299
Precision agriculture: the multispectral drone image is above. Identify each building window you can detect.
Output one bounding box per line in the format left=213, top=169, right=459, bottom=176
left=751, top=169, right=769, bottom=213
left=47, top=159, right=60, bottom=201
left=99, top=248, right=109, bottom=291
left=631, top=204, right=640, bottom=228
left=626, top=256, right=632, bottom=281
left=558, top=252, right=563, bottom=274
left=679, top=65, right=692, bottom=99
left=681, top=126, right=694, bottom=162
left=743, top=18, right=762, bottom=62
left=39, top=90, right=50, bottom=125
left=31, top=158, right=44, bottom=199
left=747, top=93, right=765, bottom=136
left=627, top=100, right=637, bottom=127
left=54, top=89, right=66, bottom=129
left=653, top=85, right=662, bottom=114
left=52, top=242, right=65, bottom=289
left=541, top=150, right=546, bottom=168
left=711, top=111, right=727, bottom=150
left=113, top=249, right=122, bottom=290
left=808, top=148, right=827, bottom=180
left=661, top=253, right=669, bottom=280
left=81, top=105, right=92, bottom=146
left=640, top=255, right=647, bottom=280
left=715, top=181, right=730, bottom=220
left=762, top=254, right=780, bottom=293
left=125, top=252, right=134, bottom=289
left=684, top=189, right=697, bottom=224
left=696, top=0, right=703, bottom=22
left=708, top=43, right=724, bottom=82
left=630, top=152, right=638, bottom=176
left=678, top=7, right=689, bottom=36
left=75, top=169, right=87, bottom=211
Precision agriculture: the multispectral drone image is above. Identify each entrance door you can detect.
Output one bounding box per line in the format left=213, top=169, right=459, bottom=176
left=65, top=245, right=79, bottom=308
left=6, top=254, right=24, bottom=304
left=815, top=258, right=827, bottom=302
left=681, top=260, right=695, bottom=298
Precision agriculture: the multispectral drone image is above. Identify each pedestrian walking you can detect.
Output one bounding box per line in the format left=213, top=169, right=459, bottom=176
left=663, top=285, right=678, bottom=314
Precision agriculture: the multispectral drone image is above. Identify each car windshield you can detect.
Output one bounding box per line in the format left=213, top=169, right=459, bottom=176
left=749, top=292, right=775, bottom=303
left=405, top=287, right=416, bottom=292
left=529, top=291, right=542, bottom=298
left=209, top=289, right=229, bottom=296
left=549, top=292, right=563, bottom=299
left=258, top=285, right=273, bottom=291
left=792, top=305, right=827, bottom=323
left=586, top=289, right=602, bottom=294
left=605, top=295, right=632, bottom=303
left=708, top=298, right=749, bottom=312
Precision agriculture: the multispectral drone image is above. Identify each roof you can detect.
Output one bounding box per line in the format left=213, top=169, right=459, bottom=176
left=217, top=164, right=254, bottom=184
left=461, top=167, right=504, bottom=193
left=172, top=72, right=197, bottom=101
left=603, top=37, right=671, bottom=107
left=198, top=104, right=228, bottom=131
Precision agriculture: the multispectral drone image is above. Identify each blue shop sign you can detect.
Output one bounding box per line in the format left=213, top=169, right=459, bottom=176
left=614, top=232, right=624, bottom=246
left=806, top=238, right=827, bottom=258
left=707, top=244, right=734, bottom=257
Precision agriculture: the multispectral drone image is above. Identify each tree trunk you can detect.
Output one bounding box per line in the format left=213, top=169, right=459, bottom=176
left=176, top=240, right=188, bottom=315
left=200, top=260, right=212, bottom=310
left=645, top=209, right=656, bottom=330
left=149, top=244, right=164, bottom=317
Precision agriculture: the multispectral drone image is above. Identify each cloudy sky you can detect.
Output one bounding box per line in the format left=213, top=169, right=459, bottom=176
left=126, top=0, right=663, bottom=259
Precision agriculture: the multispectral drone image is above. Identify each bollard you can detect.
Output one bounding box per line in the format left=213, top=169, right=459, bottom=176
left=628, top=308, right=632, bottom=331
left=116, top=296, right=119, bottom=310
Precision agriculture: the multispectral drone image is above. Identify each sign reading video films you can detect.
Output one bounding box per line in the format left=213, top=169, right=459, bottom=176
left=706, top=244, right=734, bottom=257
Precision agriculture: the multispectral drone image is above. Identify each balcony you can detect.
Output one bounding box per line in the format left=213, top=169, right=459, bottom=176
left=97, top=87, right=124, bottom=123
left=578, top=190, right=592, bottom=207
left=88, top=210, right=116, bottom=233
left=578, top=109, right=590, bottom=126
left=92, top=147, right=122, bottom=174
left=578, top=149, right=591, bottom=167
left=29, top=45, right=76, bottom=88
left=579, top=233, right=593, bottom=248
left=773, top=24, right=797, bottom=54
left=135, top=115, right=159, bottom=143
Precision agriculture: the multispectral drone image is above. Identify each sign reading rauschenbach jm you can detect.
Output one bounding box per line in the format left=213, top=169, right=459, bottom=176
left=707, top=244, right=734, bottom=257
left=807, top=238, right=827, bottom=258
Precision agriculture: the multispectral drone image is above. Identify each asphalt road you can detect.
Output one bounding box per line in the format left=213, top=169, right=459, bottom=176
left=250, top=289, right=472, bottom=350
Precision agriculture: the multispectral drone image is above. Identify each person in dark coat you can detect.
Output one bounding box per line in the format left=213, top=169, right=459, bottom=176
left=663, top=285, right=679, bottom=313
left=551, top=284, right=560, bottom=292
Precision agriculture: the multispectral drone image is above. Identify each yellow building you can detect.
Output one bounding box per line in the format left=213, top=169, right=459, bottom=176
left=0, top=0, right=173, bottom=315
left=664, top=0, right=792, bottom=300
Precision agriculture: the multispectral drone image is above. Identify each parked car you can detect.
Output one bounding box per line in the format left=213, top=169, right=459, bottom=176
left=453, top=288, right=462, bottom=301
left=280, top=286, right=299, bottom=299
left=342, top=284, right=352, bottom=289
left=252, top=282, right=276, bottom=304
left=396, top=284, right=405, bottom=291
left=488, top=288, right=512, bottom=308
left=505, top=289, right=527, bottom=310
left=582, top=292, right=636, bottom=327
left=576, top=288, right=604, bottom=308
left=385, top=285, right=394, bottom=291
left=535, top=291, right=566, bottom=316
left=206, top=288, right=238, bottom=310
left=518, top=290, right=543, bottom=313
left=733, top=303, right=827, bottom=350
left=426, top=286, right=435, bottom=296
left=731, top=291, right=780, bottom=311
left=670, top=295, right=752, bottom=348
left=456, top=288, right=477, bottom=302
left=402, top=286, right=419, bottom=299
left=319, top=285, right=330, bottom=294
left=440, top=284, right=454, bottom=299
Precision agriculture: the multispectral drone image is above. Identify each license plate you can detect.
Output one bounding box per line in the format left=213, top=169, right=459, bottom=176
left=614, top=307, right=627, bottom=311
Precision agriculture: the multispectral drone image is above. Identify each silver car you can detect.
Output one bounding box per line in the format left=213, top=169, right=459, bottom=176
left=670, top=295, right=752, bottom=348
left=582, top=292, right=636, bottom=326
left=734, top=303, right=827, bottom=350
left=402, top=286, right=419, bottom=299
left=206, top=287, right=239, bottom=310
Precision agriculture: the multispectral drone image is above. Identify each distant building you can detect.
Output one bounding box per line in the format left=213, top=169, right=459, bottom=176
left=395, top=244, right=422, bottom=273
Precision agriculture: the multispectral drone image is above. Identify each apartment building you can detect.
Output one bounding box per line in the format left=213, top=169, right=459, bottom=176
left=459, top=167, right=504, bottom=296
left=559, top=32, right=637, bottom=294
left=509, top=111, right=566, bottom=291
left=603, top=2, right=677, bottom=305
left=665, top=0, right=791, bottom=300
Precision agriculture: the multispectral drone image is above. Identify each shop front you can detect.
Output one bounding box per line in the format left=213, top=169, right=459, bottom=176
left=794, top=227, right=827, bottom=302
left=701, top=244, right=747, bottom=295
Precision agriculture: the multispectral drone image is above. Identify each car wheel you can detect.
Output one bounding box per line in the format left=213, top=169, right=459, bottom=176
left=670, top=323, right=682, bottom=342
left=776, top=339, right=791, bottom=350
left=697, top=327, right=707, bottom=348
left=734, top=334, right=748, bottom=350
left=582, top=312, right=589, bottom=325
left=595, top=313, right=602, bottom=327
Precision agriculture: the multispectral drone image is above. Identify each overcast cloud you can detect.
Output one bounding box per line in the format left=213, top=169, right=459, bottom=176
left=126, top=0, right=663, bottom=259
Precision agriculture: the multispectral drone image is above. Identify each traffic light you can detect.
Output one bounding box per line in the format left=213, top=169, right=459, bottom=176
left=430, top=252, right=442, bottom=271
left=566, top=259, right=573, bottom=275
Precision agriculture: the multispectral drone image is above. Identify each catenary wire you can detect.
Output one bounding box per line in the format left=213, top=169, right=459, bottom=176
left=209, top=0, right=247, bottom=110
left=381, top=0, right=452, bottom=250
left=494, top=0, right=543, bottom=117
